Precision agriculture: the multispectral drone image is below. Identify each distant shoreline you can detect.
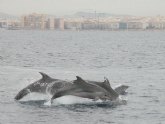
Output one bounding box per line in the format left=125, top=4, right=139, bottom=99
left=1, top=28, right=165, bottom=32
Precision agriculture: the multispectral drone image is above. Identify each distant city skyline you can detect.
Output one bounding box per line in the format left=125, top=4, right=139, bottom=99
left=0, top=0, right=165, bottom=16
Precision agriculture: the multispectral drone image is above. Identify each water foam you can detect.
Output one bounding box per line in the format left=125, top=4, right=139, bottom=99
left=43, top=95, right=109, bottom=106
left=17, top=93, right=127, bottom=106
left=44, top=95, right=128, bottom=106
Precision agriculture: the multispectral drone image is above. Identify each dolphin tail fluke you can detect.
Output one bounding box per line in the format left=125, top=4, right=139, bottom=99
left=14, top=88, right=30, bottom=100
left=114, top=85, right=129, bottom=95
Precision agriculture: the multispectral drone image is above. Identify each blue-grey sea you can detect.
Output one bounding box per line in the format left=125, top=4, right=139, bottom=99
left=0, top=30, right=165, bottom=124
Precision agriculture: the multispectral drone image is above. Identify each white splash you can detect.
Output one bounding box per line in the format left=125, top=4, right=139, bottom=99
left=44, top=95, right=104, bottom=106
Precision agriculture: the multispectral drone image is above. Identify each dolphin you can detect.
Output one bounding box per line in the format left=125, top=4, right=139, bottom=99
left=15, top=72, right=129, bottom=101
left=50, top=76, right=111, bottom=102
left=15, top=72, right=57, bottom=100
left=15, top=72, right=111, bottom=101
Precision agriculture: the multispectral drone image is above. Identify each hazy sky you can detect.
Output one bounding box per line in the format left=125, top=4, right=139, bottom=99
left=0, top=0, right=165, bottom=16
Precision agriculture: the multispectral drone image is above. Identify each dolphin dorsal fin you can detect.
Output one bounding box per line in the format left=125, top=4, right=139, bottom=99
left=74, top=76, right=98, bottom=87
left=76, top=76, right=82, bottom=81
left=39, top=72, right=52, bottom=81
left=73, top=76, right=88, bottom=85
left=103, top=77, right=111, bottom=87
left=74, top=76, right=84, bottom=84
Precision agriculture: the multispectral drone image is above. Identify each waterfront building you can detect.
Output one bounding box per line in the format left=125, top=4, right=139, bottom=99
left=64, top=21, right=82, bottom=30
left=127, top=21, right=148, bottom=30
left=2, top=13, right=165, bottom=30
left=47, top=18, right=55, bottom=30
left=0, top=20, right=7, bottom=28
left=110, top=22, right=119, bottom=30
left=55, top=18, right=64, bottom=30
left=101, top=22, right=119, bottom=30
left=119, top=22, right=128, bottom=30
left=82, top=20, right=97, bottom=30
left=0, top=19, right=21, bottom=29
left=21, top=13, right=47, bottom=29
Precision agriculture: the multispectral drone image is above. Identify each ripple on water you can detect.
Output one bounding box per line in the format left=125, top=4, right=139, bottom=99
left=1, top=30, right=165, bottom=124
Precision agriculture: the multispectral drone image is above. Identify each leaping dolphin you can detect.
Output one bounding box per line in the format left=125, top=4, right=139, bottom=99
left=50, top=76, right=111, bottom=102
left=15, top=72, right=111, bottom=101
left=15, top=72, right=129, bottom=102
left=15, top=72, right=56, bottom=100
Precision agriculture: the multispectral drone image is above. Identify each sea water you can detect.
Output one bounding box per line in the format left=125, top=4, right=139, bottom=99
left=0, top=30, right=165, bottom=124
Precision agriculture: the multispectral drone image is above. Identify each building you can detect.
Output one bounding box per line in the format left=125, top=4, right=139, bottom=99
left=55, top=18, right=64, bottom=30
left=127, top=22, right=143, bottom=29
left=64, top=21, right=82, bottom=30
left=119, top=22, right=128, bottom=30
left=97, top=22, right=119, bottom=30
left=151, top=22, right=165, bottom=29
left=82, top=20, right=97, bottom=30
left=0, top=19, right=21, bottom=29
left=47, top=18, right=55, bottom=30
left=21, top=13, right=47, bottom=29
left=0, top=20, right=7, bottom=28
